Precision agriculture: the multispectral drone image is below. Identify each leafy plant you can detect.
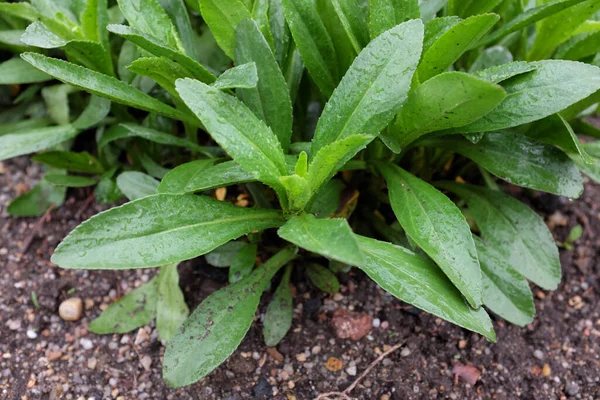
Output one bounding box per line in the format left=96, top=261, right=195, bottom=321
left=3, top=0, right=600, bottom=389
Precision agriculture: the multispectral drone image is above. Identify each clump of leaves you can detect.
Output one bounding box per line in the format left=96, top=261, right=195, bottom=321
left=2, top=0, right=600, bottom=389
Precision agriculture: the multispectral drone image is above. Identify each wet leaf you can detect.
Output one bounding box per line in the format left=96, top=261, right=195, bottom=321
left=45, top=173, right=98, bottom=188
left=213, top=62, right=258, bottom=89
left=306, top=263, right=340, bottom=294
left=199, top=0, right=251, bottom=59
left=51, top=194, right=285, bottom=270
left=117, top=0, right=180, bottom=50
left=158, top=160, right=255, bottom=194
left=0, top=58, right=52, bottom=84
left=156, top=264, right=189, bottom=342
left=0, top=125, right=79, bottom=161
left=163, top=247, right=297, bottom=388
left=205, top=241, right=247, bottom=267
left=229, top=243, right=257, bottom=283
left=116, top=171, right=159, bottom=201
left=263, top=265, right=293, bottom=346
left=472, top=61, right=536, bottom=84
left=7, top=174, right=67, bottom=217
left=377, top=163, right=482, bottom=308
left=31, top=151, right=104, bottom=174
left=368, top=0, right=419, bottom=39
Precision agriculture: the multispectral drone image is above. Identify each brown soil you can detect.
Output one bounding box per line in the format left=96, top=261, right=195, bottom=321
left=0, top=156, right=598, bottom=400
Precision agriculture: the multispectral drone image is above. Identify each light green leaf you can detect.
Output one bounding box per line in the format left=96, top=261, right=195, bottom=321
left=72, top=95, right=111, bottom=130
left=0, top=3, right=41, bottom=22
left=311, top=19, right=424, bottom=154
left=282, top=0, right=340, bottom=97
left=437, top=182, right=561, bottom=290
left=21, top=53, right=196, bottom=124
left=41, top=84, right=75, bottom=126
left=89, top=278, right=158, bottom=334
left=469, top=46, right=514, bottom=73
left=472, top=61, right=536, bottom=84
left=163, top=247, right=297, bottom=388
left=205, top=241, right=247, bottom=267
left=158, top=160, right=255, bottom=194
left=368, top=0, right=419, bottom=39
left=51, top=194, right=285, bottom=270
left=377, top=163, right=482, bottom=308
left=428, top=133, right=583, bottom=198
left=213, top=63, right=258, bottom=89
left=458, top=60, right=600, bottom=133
left=45, top=173, right=98, bottom=187
left=128, top=57, right=197, bottom=97
left=156, top=264, right=189, bottom=342
left=356, top=235, right=496, bottom=341
left=474, top=237, right=535, bottom=327
left=417, top=13, right=499, bottom=82
left=419, top=0, right=448, bottom=21
left=117, top=0, right=179, bottom=49
left=235, top=19, right=293, bottom=151
left=116, top=171, right=159, bottom=201
left=31, top=151, right=104, bottom=174
left=176, top=78, right=288, bottom=193
left=158, top=0, right=201, bottom=62
left=252, top=0, right=276, bottom=50
left=81, top=0, right=110, bottom=49
left=263, top=264, right=293, bottom=346
left=7, top=174, right=66, bottom=217
left=451, top=0, right=503, bottom=17
left=277, top=213, right=365, bottom=266
left=387, top=72, right=506, bottom=151
left=0, top=125, right=79, bottom=161
left=306, top=263, right=340, bottom=294
left=117, top=123, right=212, bottom=154
left=229, top=243, right=257, bottom=283
left=95, top=175, right=123, bottom=204
left=0, top=58, right=52, bottom=84
left=199, top=0, right=251, bottom=59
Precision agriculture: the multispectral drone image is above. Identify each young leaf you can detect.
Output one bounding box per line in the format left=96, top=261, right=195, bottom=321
left=213, top=62, right=259, bottom=89
left=229, top=243, right=258, bottom=283
left=474, top=237, right=535, bottom=327
left=175, top=78, right=288, bottom=193
left=205, top=241, right=247, bottom=267
left=0, top=125, right=79, bottom=161
left=89, top=278, right=158, bottom=334
left=0, top=58, right=51, bottom=84
left=387, top=72, right=506, bottom=151
left=368, top=0, right=419, bottom=39
left=158, top=160, right=255, bottom=194
left=7, top=175, right=66, bottom=217
left=116, top=171, right=160, bottom=201
left=128, top=57, right=197, bottom=97
left=45, top=173, right=98, bottom=188
left=263, top=264, right=293, bottom=347
left=51, top=194, right=285, bottom=270
left=417, top=13, right=499, bottom=82
left=163, top=247, right=297, bottom=388
left=377, top=163, right=482, bottom=308
left=117, top=0, right=180, bottom=49
left=437, top=182, right=561, bottom=290
left=356, top=235, right=496, bottom=341
left=429, top=133, right=583, bottom=198
left=31, top=151, right=104, bottom=174
left=156, top=264, right=189, bottom=342
left=21, top=53, right=196, bottom=124
left=281, top=0, right=340, bottom=97
left=235, top=19, right=293, bottom=151
left=277, top=213, right=366, bottom=266
left=472, top=61, right=536, bottom=84
left=199, top=0, right=251, bottom=59
left=458, top=60, right=600, bottom=133
left=306, top=263, right=340, bottom=294
left=81, top=0, right=110, bottom=49
left=158, top=0, right=201, bottom=61
left=311, top=19, right=424, bottom=154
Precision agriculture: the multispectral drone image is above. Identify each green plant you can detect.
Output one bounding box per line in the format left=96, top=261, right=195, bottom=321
left=3, top=0, right=600, bottom=389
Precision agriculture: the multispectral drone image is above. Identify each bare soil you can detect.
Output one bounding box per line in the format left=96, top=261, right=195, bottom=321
left=0, top=156, right=598, bottom=400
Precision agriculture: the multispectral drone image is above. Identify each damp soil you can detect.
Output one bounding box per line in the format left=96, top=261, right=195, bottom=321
left=0, top=156, right=599, bottom=400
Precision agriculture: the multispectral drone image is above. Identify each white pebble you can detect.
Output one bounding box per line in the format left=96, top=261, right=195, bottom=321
left=372, top=318, right=381, bottom=328
left=346, top=365, right=357, bottom=376
left=26, top=329, right=37, bottom=339
left=400, top=348, right=411, bottom=357
left=80, top=338, right=93, bottom=350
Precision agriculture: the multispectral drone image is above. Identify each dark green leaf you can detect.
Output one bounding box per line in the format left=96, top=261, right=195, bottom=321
left=116, top=171, right=159, bottom=201
left=555, top=30, right=600, bottom=61
left=117, top=0, right=179, bottom=49
left=118, top=123, right=212, bottom=154
left=368, top=0, right=419, bottom=39
left=95, top=176, right=123, bottom=204
left=213, top=63, right=259, bottom=89
left=306, top=263, right=340, bottom=294
left=45, top=173, right=98, bottom=188
left=229, top=243, right=257, bottom=283
left=158, top=0, right=201, bottom=61
left=0, top=125, right=79, bottom=161
left=377, top=163, right=482, bottom=308
left=31, top=151, right=104, bottom=174
left=263, top=264, right=293, bottom=346
left=199, top=0, right=251, bottom=58
left=205, top=241, right=247, bottom=267
left=158, top=160, right=255, bottom=194
left=157, top=264, right=189, bottom=342
left=7, top=174, right=66, bottom=217
left=127, top=57, right=197, bottom=97
left=0, top=58, right=52, bottom=84
left=51, top=194, right=285, bottom=270
left=72, top=95, right=111, bottom=130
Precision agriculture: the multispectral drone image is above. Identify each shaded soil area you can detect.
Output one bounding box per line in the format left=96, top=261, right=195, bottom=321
left=0, top=156, right=599, bottom=400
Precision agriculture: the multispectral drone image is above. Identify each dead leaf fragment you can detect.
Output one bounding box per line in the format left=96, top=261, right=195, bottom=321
left=331, top=308, right=373, bottom=341
left=452, top=362, right=481, bottom=385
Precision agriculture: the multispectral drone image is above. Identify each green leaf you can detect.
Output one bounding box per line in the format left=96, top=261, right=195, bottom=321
left=528, top=0, right=600, bottom=61
left=31, top=151, right=104, bottom=174
left=51, top=194, right=285, bottom=270
left=176, top=78, right=288, bottom=193
left=306, top=263, right=340, bottom=294
left=0, top=58, right=52, bottom=84
left=474, top=237, right=535, bottom=327
left=451, top=0, right=503, bottom=17
left=269, top=0, right=291, bottom=66
left=117, top=0, right=179, bottom=49
left=437, top=182, right=561, bottom=290
left=7, top=174, right=66, bottom=217
left=127, top=57, right=197, bottom=97
left=156, top=264, right=189, bottom=342
left=21, top=53, right=196, bottom=124
left=311, top=19, right=424, bottom=154
left=417, top=13, right=499, bottom=82
left=387, top=72, right=506, bottom=151
left=277, top=213, right=365, bottom=266
left=476, top=0, right=589, bottom=48
left=213, top=63, right=258, bottom=89
left=356, top=235, right=496, bottom=341
left=0, top=3, right=41, bottom=22
left=158, top=160, right=255, bottom=194
left=469, top=46, right=514, bottom=73
left=107, top=24, right=216, bottom=83
left=199, top=0, right=251, bottom=59
left=281, top=0, right=340, bottom=97
left=229, top=243, right=257, bottom=283
left=0, top=118, right=53, bottom=137
left=163, top=247, right=297, bottom=388
left=158, top=0, right=200, bottom=61
left=45, top=173, right=98, bottom=188
left=368, top=0, right=419, bottom=39
left=458, top=60, right=600, bottom=133
left=117, top=123, right=212, bottom=154
left=419, top=0, right=448, bottom=21
left=72, top=95, right=111, bottom=130
left=428, top=133, right=583, bottom=198
left=205, top=241, right=247, bottom=267
left=95, top=176, right=123, bottom=204
left=235, top=19, right=293, bottom=151
left=0, top=125, right=79, bottom=161
left=263, top=264, right=293, bottom=346
left=377, top=163, right=482, bottom=308
left=41, top=84, right=74, bottom=126
left=307, top=179, right=345, bottom=218
left=89, top=278, right=158, bottom=334
left=472, top=61, right=536, bottom=84
left=116, top=171, right=159, bottom=201
left=555, top=30, right=600, bottom=61
left=81, top=0, right=110, bottom=49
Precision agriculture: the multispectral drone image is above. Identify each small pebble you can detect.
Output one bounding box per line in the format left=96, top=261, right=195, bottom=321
left=59, top=298, right=83, bottom=322
left=80, top=338, right=93, bottom=350
left=26, top=329, right=37, bottom=339
left=346, top=365, right=357, bottom=376
left=140, top=355, right=152, bottom=371
left=400, top=348, right=411, bottom=357
left=333, top=293, right=344, bottom=301
left=372, top=318, right=381, bottom=328
left=565, top=381, right=579, bottom=396
left=311, top=346, right=321, bottom=355
left=533, top=349, right=544, bottom=360
left=542, top=364, right=551, bottom=377
left=295, top=353, right=307, bottom=362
